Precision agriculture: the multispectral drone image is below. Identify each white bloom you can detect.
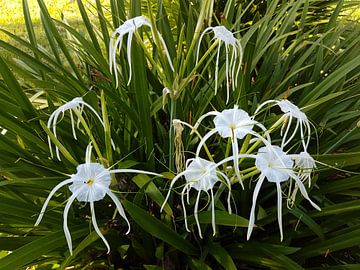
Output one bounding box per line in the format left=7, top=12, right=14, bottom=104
left=196, top=26, right=243, bottom=104
left=161, top=157, right=233, bottom=238
left=35, top=144, right=161, bottom=255
left=47, top=97, right=114, bottom=160
left=194, top=105, right=270, bottom=188
left=254, top=99, right=311, bottom=152
left=247, top=145, right=320, bottom=241
left=294, top=151, right=316, bottom=187
left=109, top=16, right=174, bottom=87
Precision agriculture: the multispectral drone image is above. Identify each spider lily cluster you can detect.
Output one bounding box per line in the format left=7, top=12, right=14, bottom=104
left=34, top=17, right=322, bottom=256
left=163, top=100, right=321, bottom=240
left=37, top=96, right=161, bottom=254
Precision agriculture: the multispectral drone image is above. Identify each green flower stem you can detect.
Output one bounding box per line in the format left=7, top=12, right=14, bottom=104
left=222, top=138, right=232, bottom=171
left=74, top=109, right=103, bottom=162
left=243, top=116, right=285, bottom=156
left=146, top=0, right=173, bottom=82
left=241, top=169, right=260, bottom=182
left=241, top=166, right=257, bottom=175
left=101, top=91, right=113, bottom=165
left=168, top=99, right=176, bottom=171
left=176, top=120, right=214, bottom=162
left=134, top=32, right=170, bottom=87
left=180, top=41, right=218, bottom=90
left=180, top=0, right=211, bottom=78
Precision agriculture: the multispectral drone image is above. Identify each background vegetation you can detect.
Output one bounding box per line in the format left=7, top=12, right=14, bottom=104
left=0, top=0, right=359, bottom=269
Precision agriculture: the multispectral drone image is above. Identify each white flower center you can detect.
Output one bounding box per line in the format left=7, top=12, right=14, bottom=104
left=85, top=178, right=94, bottom=185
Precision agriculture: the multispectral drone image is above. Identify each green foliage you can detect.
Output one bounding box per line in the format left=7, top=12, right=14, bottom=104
left=0, top=0, right=359, bottom=269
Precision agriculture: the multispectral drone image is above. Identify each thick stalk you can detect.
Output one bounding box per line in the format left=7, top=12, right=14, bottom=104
left=168, top=99, right=177, bottom=171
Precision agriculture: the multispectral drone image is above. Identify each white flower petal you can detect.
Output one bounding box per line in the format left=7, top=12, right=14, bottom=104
left=194, top=190, right=203, bottom=238
left=276, top=182, right=283, bottom=242
left=90, top=200, right=111, bottom=253
left=107, top=191, right=131, bottom=234
left=247, top=176, right=265, bottom=240
left=35, top=178, right=73, bottom=226
left=63, top=189, right=81, bottom=255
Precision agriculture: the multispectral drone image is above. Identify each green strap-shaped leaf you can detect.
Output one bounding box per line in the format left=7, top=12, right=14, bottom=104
left=296, top=228, right=360, bottom=258
left=207, top=242, right=237, bottom=270
left=0, top=56, right=36, bottom=119
left=310, top=200, right=360, bottom=218
left=316, top=152, right=360, bottom=168
left=0, top=226, right=89, bottom=270
left=60, top=230, right=100, bottom=269
left=289, top=207, right=325, bottom=240
left=123, top=200, right=197, bottom=255
left=188, top=210, right=249, bottom=227
left=132, top=174, right=173, bottom=216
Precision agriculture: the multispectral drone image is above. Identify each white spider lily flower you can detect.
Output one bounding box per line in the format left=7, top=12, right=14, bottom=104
left=35, top=144, right=161, bottom=255
left=161, top=156, right=234, bottom=238
left=47, top=97, right=114, bottom=160
left=254, top=99, right=311, bottom=152
left=294, top=151, right=316, bottom=187
left=194, top=105, right=271, bottom=188
left=247, top=145, right=321, bottom=241
left=109, top=16, right=174, bottom=87
left=196, top=26, right=243, bottom=104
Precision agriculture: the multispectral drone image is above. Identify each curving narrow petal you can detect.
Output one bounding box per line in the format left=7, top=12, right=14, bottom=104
left=35, top=178, right=74, bottom=226
left=193, top=111, right=220, bottom=130
left=292, top=175, right=321, bottom=211
left=214, top=41, right=222, bottom=95
left=195, top=27, right=214, bottom=64
left=160, top=170, right=187, bottom=212
left=63, top=189, right=81, bottom=255
left=231, top=137, right=244, bottom=189
left=195, top=129, right=218, bottom=157
left=110, top=169, right=162, bottom=177
left=225, top=44, right=230, bottom=104
left=210, top=188, right=216, bottom=236
left=107, top=191, right=131, bottom=234
left=276, top=182, right=283, bottom=241
left=217, top=171, right=233, bottom=214
left=253, top=99, right=278, bottom=115
left=247, top=175, right=265, bottom=240
left=234, top=40, right=243, bottom=85
left=181, top=186, right=190, bottom=232
left=90, top=200, right=111, bottom=253
left=126, top=32, right=134, bottom=86
left=52, top=110, right=63, bottom=160
left=194, top=190, right=203, bottom=238
left=283, top=117, right=300, bottom=149
left=69, top=109, right=77, bottom=140
left=157, top=33, right=175, bottom=71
